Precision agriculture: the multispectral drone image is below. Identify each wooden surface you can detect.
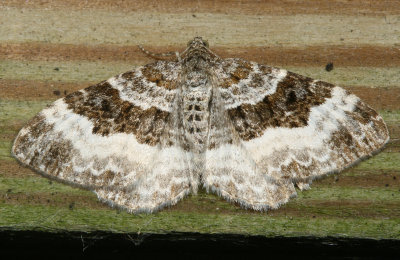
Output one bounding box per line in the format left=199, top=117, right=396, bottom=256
left=0, top=0, right=399, bottom=238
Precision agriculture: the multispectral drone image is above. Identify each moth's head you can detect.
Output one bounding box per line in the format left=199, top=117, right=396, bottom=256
left=181, top=37, right=218, bottom=63
left=187, top=37, right=209, bottom=48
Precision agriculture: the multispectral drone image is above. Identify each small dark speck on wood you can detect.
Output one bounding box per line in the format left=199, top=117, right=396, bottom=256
left=325, top=62, right=334, bottom=72
left=53, top=90, right=61, bottom=96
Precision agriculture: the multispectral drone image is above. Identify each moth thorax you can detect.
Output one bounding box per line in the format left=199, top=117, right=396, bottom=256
left=182, top=71, right=212, bottom=153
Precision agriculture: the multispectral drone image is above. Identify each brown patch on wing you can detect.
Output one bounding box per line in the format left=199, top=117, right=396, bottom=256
left=228, top=71, right=333, bottom=141
left=12, top=115, right=48, bottom=158
left=327, top=100, right=389, bottom=167
left=328, top=127, right=369, bottom=167
left=13, top=115, right=75, bottom=177
left=75, top=169, right=133, bottom=189
left=64, top=81, right=169, bottom=146
left=13, top=116, right=73, bottom=178
left=220, top=59, right=253, bottom=89
left=351, top=101, right=388, bottom=138
left=280, top=159, right=320, bottom=180
left=140, top=62, right=178, bottom=90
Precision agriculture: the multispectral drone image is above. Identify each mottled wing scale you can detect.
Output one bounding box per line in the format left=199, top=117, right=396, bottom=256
left=216, top=58, right=389, bottom=194
left=12, top=61, right=193, bottom=213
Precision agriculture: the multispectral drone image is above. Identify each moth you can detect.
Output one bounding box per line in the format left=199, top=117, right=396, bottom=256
left=12, top=37, right=389, bottom=213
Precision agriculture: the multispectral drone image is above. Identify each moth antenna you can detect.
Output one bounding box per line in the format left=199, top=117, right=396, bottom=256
left=138, top=45, right=181, bottom=61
